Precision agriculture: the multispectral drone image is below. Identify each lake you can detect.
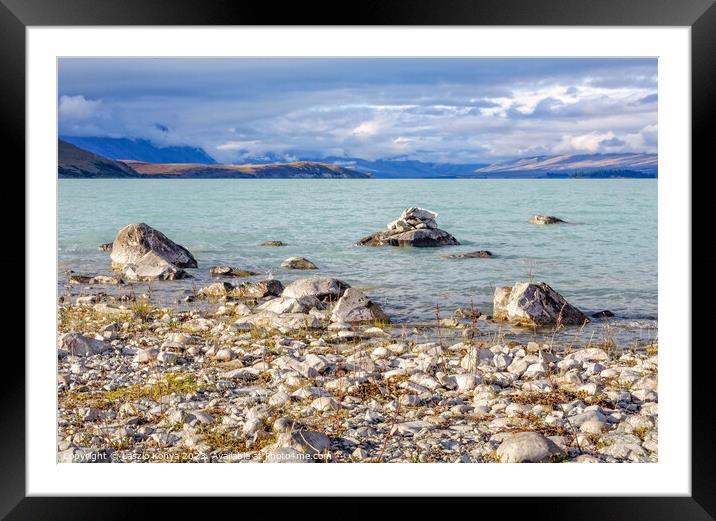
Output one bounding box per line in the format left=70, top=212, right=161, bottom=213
left=58, top=179, right=657, bottom=347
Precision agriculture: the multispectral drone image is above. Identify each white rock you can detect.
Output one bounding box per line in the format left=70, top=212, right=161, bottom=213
left=311, top=397, right=339, bottom=412
left=496, top=431, right=565, bottom=463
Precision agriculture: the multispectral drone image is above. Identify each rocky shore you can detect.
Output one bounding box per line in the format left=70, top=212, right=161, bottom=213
left=57, top=219, right=658, bottom=463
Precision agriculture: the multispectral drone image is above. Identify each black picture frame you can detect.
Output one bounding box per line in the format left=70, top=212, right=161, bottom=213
left=2, top=0, right=712, bottom=518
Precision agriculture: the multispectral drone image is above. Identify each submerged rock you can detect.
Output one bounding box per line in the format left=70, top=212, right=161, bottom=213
left=529, top=215, right=566, bottom=225
left=493, top=282, right=589, bottom=326
left=209, top=266, right=261, bottom=278
left=446, top=250, right=493, bottom=259
left=258, top=240, right=286, bottom=247
left=98, top=242, right=113, bottom=252
left=355, top=207, right=459, bottom=247
left=592, top=310, right=615, bottom=318
left=282, top=277, right=350, bottom=301
left=109, top=223, right=197, bottom=269
left=330, top=288, right=389, bottom=324
left=281, top=257, right=318, bottom=270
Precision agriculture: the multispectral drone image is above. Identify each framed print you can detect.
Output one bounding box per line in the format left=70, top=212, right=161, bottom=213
left=3, top=0, right=713, bottom=517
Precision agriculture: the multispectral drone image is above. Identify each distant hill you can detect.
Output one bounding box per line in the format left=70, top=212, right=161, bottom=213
left=121, top=160, right=371, bottom=179
left=58, top=139, right=141, bottom=178
left=473, top=153, right=657, bottom=177
left=313, top=156, right=489, bottom=178
left=60, top=136, right=217, bottom=164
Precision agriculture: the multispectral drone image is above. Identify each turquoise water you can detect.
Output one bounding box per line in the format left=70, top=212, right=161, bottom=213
left=58, top=179, right=657, bottom=345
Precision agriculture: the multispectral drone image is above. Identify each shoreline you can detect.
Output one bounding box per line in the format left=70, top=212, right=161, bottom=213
left=57, top=291, right=658, bottom=464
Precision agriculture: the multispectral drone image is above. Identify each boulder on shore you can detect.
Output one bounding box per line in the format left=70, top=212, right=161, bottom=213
left=355, top=207, right=459, bottom=247
left=234, top=279, right=284, bottom=299
left=108, top=223, right=197, bottom=269
left=529, top=215, right=566, bottom=225
left=58, top=333, right=111, bottom=358
left=198, top=279, right=284, bottom=299
left=68, top=272, right=123, bottom=285
left=281, top=277, right=350, bottom=301
left=493, top=282, right=589, bottom=327
left=235, top=311, right=321, bottom=333
left=330, top=288, right=389, bottom=324
left=122, top=251, right=190, bottom=281
left=496, top=431, right=565, bottom=463
left=281, top=257, right=318, bottom=270
left=257, top=296, right=323, bottom=314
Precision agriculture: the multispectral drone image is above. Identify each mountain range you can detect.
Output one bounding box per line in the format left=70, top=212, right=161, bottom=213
left=58, top=140, right=370, bottom=179
left=60, top=136, right=217, bottom=164
left=473, top=153, right=658, bottom=176
left=58, top=140, right=141, bottom=178
left=58, top=136, right=658, bottom=179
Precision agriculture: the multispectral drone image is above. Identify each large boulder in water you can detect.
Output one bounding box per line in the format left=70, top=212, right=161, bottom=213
left=355, top=207, right=459, bottom=247
left=330, top=288, right=389, bottom=324
left=282, top=277, right=350, bottom=301
left=109, top=223, right=197, bottom=269
left=493, top=282, right=589, bottom=327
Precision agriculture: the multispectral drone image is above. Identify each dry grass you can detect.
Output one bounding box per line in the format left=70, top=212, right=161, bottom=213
left=510, top=388, right=611, bottom=408
left=61, top=372, right=200, bottom=409
left=348, top=374, right=410, bottom=402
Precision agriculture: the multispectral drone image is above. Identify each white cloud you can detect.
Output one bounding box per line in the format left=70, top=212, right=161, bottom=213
left=351, top=120, right=381, bottom=138
left=553, top=131, right=617, bottom=154
left=58, top=95, right=102, bottom=120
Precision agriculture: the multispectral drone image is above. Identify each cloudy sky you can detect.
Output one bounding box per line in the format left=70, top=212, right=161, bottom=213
left=58, top=58, right=657, bottom=164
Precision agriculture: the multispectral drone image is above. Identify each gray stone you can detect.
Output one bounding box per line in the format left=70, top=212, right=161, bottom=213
left=209, top=266, right=261, bottom=278
left=256, top=296, right=322, bottom=314
left=330, top=288, right=389, bottom=323
left=281, top=257, right=318, bottom=270
left=276, top=430, right=331, bottom=455
left=529, top=215, right=566, bottom=225
left=356, top=207, right=459, bottom=247
left=109, top=223, right=197, bottom=269
left=281, top=277, right=350, bottom=300
left=123, top=251, right=190, bottom=281
left=233, top=279, right=284, bottom=298
left=496, top=431, right=565, bottom=463
left=493, top=282, right=589, bottom=326
left=58, top=333, right=111, bottom=357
